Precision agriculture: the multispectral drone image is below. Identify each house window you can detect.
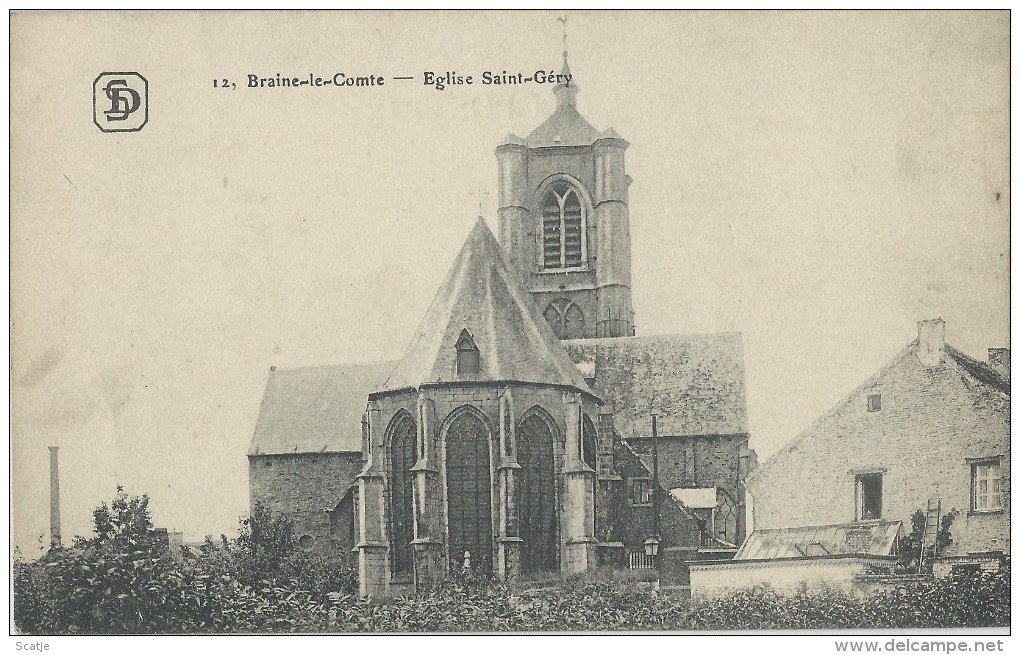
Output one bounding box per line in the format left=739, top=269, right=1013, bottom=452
left=631, top=478, right=652, bottom=505
left=455, top=328, right=480, bottom=375
left=971, top=460, right=1002, bottom=512
left=868, top=394, right=881, bottom=412
left=855, top=473, right=883, bottom=520
left=541, top=183, right=585, bottom=269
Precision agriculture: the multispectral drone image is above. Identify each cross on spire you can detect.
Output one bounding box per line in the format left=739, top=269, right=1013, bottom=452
left=469, top=188, right=490, bottom=217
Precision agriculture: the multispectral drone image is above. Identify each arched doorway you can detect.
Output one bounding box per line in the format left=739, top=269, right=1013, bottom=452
left=517, top=412, right=558, bottom=573
left=445, top=410, right=493, bottom=573
left=387, top=413, right=417, bottom=576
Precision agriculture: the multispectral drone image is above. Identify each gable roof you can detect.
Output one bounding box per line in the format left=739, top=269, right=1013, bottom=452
left=748, top=335, right=1010, bottom=487
left=735, top=521, right=901, bottom=560
left=249, top=361, right=393, bottom=455
left=563, top=332, right=748, bottom=438
left=376, top=218, right=596, bottom=398
left=946, top=344, right=1010, bottom=393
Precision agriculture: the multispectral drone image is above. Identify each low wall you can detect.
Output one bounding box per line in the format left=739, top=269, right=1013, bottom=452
left=932, top=552, right=1008, bottom=579
left=689, top=555, right=897, bottom=600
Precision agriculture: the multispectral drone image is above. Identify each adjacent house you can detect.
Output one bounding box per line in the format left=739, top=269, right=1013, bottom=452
left=691, top=318, right=1009, bottom=598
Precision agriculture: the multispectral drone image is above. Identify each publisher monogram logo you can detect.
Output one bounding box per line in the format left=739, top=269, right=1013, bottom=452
left=93, top=72, right=148, bottom=132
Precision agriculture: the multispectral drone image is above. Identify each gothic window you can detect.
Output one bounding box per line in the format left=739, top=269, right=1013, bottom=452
left=446, top=410, right=494, bottom=573
left=581, top=414, right=597, bottom=471
left=541, top=182, right=585, bottom=269
left=714, top=489, right=738, bottom=544
left=455, top=328, right=480, bottom=375
left=543, top=298, right=586, bottom=340
left=517, top=412, right=558, bottom=573
left=387, top=413, right=417, bottom=575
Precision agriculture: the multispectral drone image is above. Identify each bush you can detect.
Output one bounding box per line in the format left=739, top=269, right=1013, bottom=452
left=12, top=488, right=1008, bottom=633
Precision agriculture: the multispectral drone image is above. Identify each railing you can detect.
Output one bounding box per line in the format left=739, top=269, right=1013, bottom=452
left=628, top=550, right=655, bottom=570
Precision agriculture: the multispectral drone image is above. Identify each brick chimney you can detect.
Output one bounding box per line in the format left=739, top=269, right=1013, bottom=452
left=917, top=318, right=945, bottom=367
left=988, top=348, right=1010, bottom=380
left=48, top=446, right=61, bottom=549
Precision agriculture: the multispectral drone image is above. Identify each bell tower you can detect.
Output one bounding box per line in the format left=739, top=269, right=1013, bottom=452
left=495, top=52, right=634, bottom=340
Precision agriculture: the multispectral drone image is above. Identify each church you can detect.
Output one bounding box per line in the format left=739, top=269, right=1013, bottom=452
left=248, top=54, right=755, bottom=597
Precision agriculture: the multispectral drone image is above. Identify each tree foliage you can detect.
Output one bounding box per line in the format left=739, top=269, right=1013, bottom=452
left=897, top=506, right=960, bottom=574
left=13, top=489, right=1009, bottom=634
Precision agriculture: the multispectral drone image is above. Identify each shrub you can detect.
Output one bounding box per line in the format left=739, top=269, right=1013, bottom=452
left=13, top=488, right=1008, bottom=633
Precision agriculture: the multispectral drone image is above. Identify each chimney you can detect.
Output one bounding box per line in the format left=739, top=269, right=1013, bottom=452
left=917, top=318, right=946, bottom=367
left=988, top=348, right=1010, bottom=380
left=48, top=446, right=61, bottom=549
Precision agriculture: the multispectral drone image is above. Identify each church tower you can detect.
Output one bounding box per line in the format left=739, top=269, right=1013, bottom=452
left=496, top=54, right=635, bottom=339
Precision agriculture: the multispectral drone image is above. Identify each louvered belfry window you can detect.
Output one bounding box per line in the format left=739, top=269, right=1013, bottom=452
left=541, top=183, right=584, bottom=269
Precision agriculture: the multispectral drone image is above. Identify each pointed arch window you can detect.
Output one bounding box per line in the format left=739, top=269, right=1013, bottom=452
left=455, top=328, right=480, bottom=375
left=543, top=299, right=586, bottom=340
left=541, top=182, right=586, bottom=269
left=387, top=413, right=417, bottom=575
left=581, top=414, right=597, bottom=471
left=714, top=489, right=738, bottom=545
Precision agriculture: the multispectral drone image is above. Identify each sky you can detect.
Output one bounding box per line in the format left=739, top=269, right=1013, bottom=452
left=10, top=10, right=1009, bottom=555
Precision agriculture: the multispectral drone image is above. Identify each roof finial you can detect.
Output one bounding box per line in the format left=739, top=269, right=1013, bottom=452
left=553, top=13, right=578, bottom=108
left=469, top=188, right=490, bottom=218
left=558, top=13, right=569, bottom=65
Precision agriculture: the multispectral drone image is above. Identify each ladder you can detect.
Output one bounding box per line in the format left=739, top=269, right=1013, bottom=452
left=917, top=498, right=941, bottom=574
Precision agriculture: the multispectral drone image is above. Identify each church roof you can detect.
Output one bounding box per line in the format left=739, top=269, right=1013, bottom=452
left=526, top=56, right=604, bottom=148
left=377, top=218, right=596, bottom=398
left=563, top=332, right=749, bottom=438
left=248, top=361, right=394, bottom=455
left=526, top=105, right=603, bottom=148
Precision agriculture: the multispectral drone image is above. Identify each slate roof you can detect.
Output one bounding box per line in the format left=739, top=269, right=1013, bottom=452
left=749, top=333, right=1010, bottom=487
left=946, top=344, right=1010, bottom=393
left=563, top=333, right=749, bottom=438
left=527, top=105, right=603, bottom=148
left=377, top=218, right=596, bottom=398
left=735, top=521, right=901, bottom=560
left=526, top=59, right=607, bottom=148
left=248, top=361, right=394, bottom=455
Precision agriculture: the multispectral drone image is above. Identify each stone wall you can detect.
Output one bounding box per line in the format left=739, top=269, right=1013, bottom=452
left=248, top=451, right=363, bottom=556
left=628, top=433, right=750, bottom=542
left=749, top=345, right=1010, bottom=558
left=689, top=556, right=898, bottom=599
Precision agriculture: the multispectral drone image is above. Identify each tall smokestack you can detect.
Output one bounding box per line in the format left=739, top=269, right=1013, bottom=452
left=48, top=446, right=61, bottom=549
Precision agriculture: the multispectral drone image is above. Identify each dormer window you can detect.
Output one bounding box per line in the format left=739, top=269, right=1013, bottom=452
left=455, top=328, right=480, bottom=375
left=541, top=182, right=586, bottom=269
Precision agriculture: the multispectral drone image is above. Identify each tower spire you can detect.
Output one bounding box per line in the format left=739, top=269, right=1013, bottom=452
left=554, top=13, right=578, bottom=109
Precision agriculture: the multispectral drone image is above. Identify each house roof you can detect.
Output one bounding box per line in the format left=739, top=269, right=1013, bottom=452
left=248, top=361, right=394, bottom=455
left=376, top=218, right=596, bottom=398
left=946, top=344, right=1010, bottom=393
left=670, top=487, right=718, bottom=509
left=563, top=332, right=749, bottom=438
left=735, top=521, right=901, bottom=560
left=748, top=332, right=1010, bottom=487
